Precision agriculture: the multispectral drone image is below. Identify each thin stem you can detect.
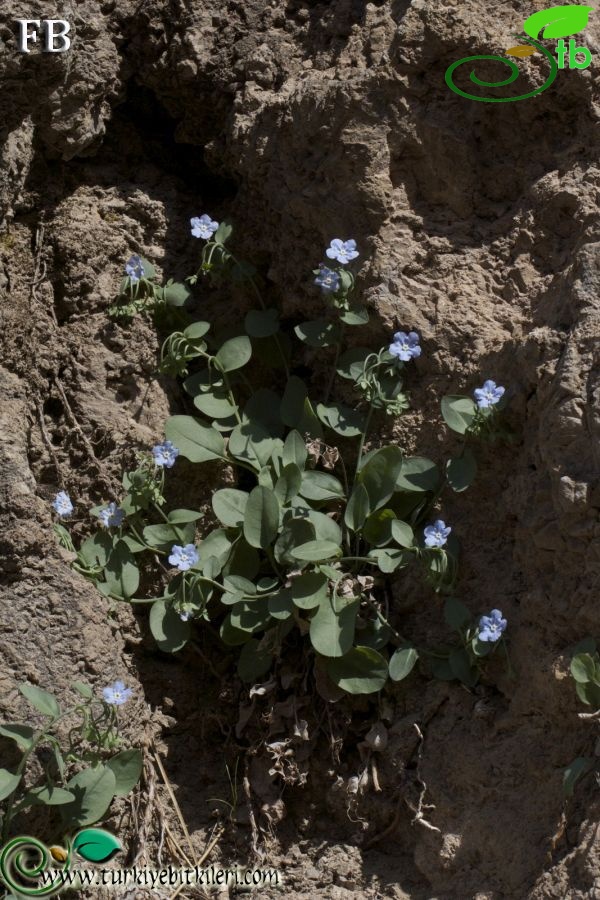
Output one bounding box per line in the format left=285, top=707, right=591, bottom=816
left=353, top=401, right=375, bottom=484
left=324, top=324, right=346, bottom=403
left=362, top=594, right=407, bottom=645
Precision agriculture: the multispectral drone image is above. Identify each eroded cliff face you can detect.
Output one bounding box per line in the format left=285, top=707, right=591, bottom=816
left=1, top=1, right=599, bottom=896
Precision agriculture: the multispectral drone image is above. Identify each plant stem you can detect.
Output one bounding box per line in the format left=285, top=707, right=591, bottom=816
left=353, top=401, right=375, bottom=484
left=324, top=324, right=345, bottom=403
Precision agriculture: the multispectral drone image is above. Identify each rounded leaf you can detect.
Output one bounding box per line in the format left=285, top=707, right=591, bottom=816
left=389, top=647, right=419, bottom=681
left=327, top=647, right=388, bottom=694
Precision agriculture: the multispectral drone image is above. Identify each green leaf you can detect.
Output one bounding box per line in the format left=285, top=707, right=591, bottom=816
left=78, top=531, right=114, bottom=569
left=327, top=647, right=388, bottom=694
left=0, top=769, right=21, bottom=801
left=167, top=509, right=202, bottom=524
left=563, top=757, right=595, bottom=797
left=575, top=680, right=600, bottom=707
left=244, top=390, right=284, bottom=438
left=280, top=376, right=307, bottom=429
left=237, top=639, right=273, bottom=682
left=368, top=547, right=411, bottom=574
left=215, top=335, right=252, bottom=372
left=310, top=597, right=359, bottom=658
left=229, top=421, right=275, bottom=470
left=194, top=389, right=236, bottom=420
left=274, top=463, right=302, bottom=506
left=0, top=724, right=35, bottom=751
left=62, top=765, right=117, bottom=828
left=524, top=5, right=593, bottom=40
left=446, top=449, right=477, bottom=493
left=214, top=220, right=233, bottom=245
left=337, top=347, right=372, bottom=381
left=19, top=684, right=61, bottom=719
left=104, top=541, right=139, bottom=599
left=345, top=483, right=370, bottom=531
left=449, top=648, right=478, bottom=687
left=292, top=540, right=342, bottom=562
left=444, top=597, right=472, bottom=631
left=268, top=588, right=294, bottom=620
left=72, top=681, right=94, bottom=699
left=163, top=281, right=191, bottom=307
left=245, top=308, right=279, bottom=337
left=149, top=600, right=191, bottom=652
left=339, top=305, right=369, bottom=326
left=212, top=489, right=249, bottom=527
left=230, top=599, right=272, bottom=633
left=571, top=653, right=598, bottom=684
left=106, top=749, right=143, bottom=797
left=183, top=321, right=210, bottom=341
left=389, top=647, right=419, bottom=681
left=283, top=430, right=308, bottom=469
left=25, top=785, right=76, bottom=806
left=396, top=457, right=440, bottom=493
left=220, top=616, right=253, bottom=646
left=363, top=508, right=395, bottom=546
left=243, top=486, right=280, bottom=549
left=294, top=319, right=340, bottom=348
left=303, top=509, right=343, bottom=545
left=290, top=572, right=328, bottom=609
left=358, top=446, right=404, bottom=511
left=300, top=471, right=345, bottom=503
left=165, top=416, right=225, bottom=463
left=274, top=517, right=315, bottom=566
left=391, top=519, right=414, bottom=548
left=73, top=828, right=122, bottom=863
left=316, top=403, right=365, bottom=437
left=441, top=396, right=477, bottom=435
left=143, top=522, right=195, bottom=551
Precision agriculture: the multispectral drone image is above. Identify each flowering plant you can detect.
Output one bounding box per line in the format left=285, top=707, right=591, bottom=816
left=0, top=681, right=140, bottom=842
left=56, top=222, right=510, bottom=696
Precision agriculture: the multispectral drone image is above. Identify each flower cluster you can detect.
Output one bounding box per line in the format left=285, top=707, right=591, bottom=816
left=424, top=519, right=451, bottom=548
left=314, top=238, right=359, bottom=293
left=191, top=215, right=219, bottom=240
left=168, top=544, right=199, bottom=572
left=53, top=491, right=74, bottom=518
left=478, top=609, right=507, bottom=642
left=152, top=441, right=179, bottom=469
left=103, top=680, right=133, bottom=706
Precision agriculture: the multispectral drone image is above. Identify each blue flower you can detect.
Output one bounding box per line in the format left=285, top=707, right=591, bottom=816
left=326, top=239, right=359, bottom=264
left=191, top=215, right=219, bottom=240
left=389, top=331, right=421, bottom=362
left=179, top=610, right=191, bottom=622
left=478, top=609, right=507, bottom=642
left=125, top=254, right=145, bottom=283
left=53, top=491, right=74, bottom=518
left=168, top=543, right=199, bottom=572
left=152, top=441, right=179, bottom=469
left=314, top=266, right=341, bottom=293
left=103, top=680, right=133, bottom=706
left=474, top=380, right=505, bottom=409
left=424, top=520, right=451, bottom=548
left=98, top=502, right=125, bottom=528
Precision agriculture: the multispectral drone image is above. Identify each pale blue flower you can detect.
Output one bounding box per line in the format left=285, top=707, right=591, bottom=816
left=314, top=266, right=341, bottom=293
left=191, top=215, right=219, bottom=240
left=424, top=519, right=451, bottom=548
left=474, top=380, right=505, bottom=409
left=103, top=680, right=133, bottom=706
left=53, top=491, right=74, bottom=518
left=125, top=254, right=144, bottom=283
left=152, top=440, right=179, bottom=468
left=326, top=239, right=359, bottom=264
left=389, top=331, right=421, bottom=362
left=169, top=544, right=199, bottom=572
left=478, top=609, right=507, bottom=642
left=179, top=610, right=191, bottom=622
left=98, top=502, right=125, bottom=528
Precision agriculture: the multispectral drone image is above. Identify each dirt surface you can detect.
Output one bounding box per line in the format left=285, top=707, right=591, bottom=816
left=1, top=1, right=600, bottom=897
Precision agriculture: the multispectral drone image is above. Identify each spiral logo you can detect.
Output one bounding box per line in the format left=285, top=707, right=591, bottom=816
left=445, top=38, right=558, bottom=102
left=0, top=836, right=67, bottom=897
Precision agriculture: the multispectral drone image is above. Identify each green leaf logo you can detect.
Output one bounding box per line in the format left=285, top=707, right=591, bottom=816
left=72, top=828, right=122, bottom=863
left=523, top=5, right=593, bottom=40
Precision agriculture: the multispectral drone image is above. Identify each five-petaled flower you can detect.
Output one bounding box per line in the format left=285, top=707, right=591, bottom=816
left=424, top=519, right=451, bottom=548
left=152, top=441, right=179, bottom=469
left=314, top=266, right=341, bottom=293
left=326, top=238, right=359, bottom=264
left=474, top=380, right=505, bottom=409
left=103, top=681, right=133, bottom=706
left=125, top=254, right=144, bottom=283
left=191, top=214, right=219, bottom=240
left=478, top=609, right=507, bottom=642
left=169, top=543, right=199, bottom=572
left=389, top=331, right=421, bottom=362
left=98, top=502, right=125, bottom=528
left=53, top=491, right=74, bottom=518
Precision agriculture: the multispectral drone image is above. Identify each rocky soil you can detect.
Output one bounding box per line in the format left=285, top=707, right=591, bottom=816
left=1, top=1, right=600, bottom=897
